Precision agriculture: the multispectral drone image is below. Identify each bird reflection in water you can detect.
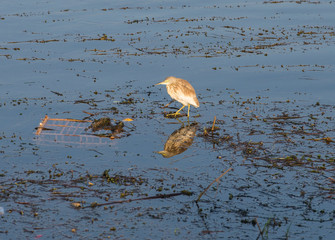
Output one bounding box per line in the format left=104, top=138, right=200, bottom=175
left=157, top=123, right=198, bottom=158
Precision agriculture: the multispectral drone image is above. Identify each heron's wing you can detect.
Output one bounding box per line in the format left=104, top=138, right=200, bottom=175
left=168, top=82, right=199, bottom=107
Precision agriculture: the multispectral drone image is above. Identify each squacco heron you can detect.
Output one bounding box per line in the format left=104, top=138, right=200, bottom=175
left=156, top=76, right=199, bottom=117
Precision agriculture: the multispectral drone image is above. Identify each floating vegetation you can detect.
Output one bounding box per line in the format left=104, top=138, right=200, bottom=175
left=87, top=117, right=113, bottom=132
left=119, top=98, right=136, bottom=104
left=1, top=1, right=334, bottom=239
left=102, top=169, right=145, bottom=185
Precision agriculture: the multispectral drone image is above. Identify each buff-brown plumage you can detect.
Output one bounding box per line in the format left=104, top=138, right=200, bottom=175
left=156, top=76, right=199, bottom=117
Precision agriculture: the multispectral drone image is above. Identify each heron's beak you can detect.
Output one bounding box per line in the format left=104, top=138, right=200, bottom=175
left=155, top=80, right=166, bottom=85
left=155, top=150, right=169, bottom=158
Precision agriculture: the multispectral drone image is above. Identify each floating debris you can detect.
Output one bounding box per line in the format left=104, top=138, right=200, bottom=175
left=35, top=115, right=130, bottom=145
left=87, top=117, right=112, bottom=132
left=71, top=203, right=81, bottom=208
left=0, top=207, right=4, bottom=215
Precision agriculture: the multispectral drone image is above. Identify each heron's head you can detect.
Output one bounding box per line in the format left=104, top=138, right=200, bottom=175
left=155, top=76, right=176, bottom=86
left=156, top=150, right=175, bottom=158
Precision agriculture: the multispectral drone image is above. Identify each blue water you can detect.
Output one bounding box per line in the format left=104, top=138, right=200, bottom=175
left=0, top=0, right=334, bottom=239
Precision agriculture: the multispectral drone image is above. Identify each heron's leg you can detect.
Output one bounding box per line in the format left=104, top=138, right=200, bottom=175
left=166, top=105, right=185, bottom=117
left=187, top=104, right=190, bottom=118
left=174, top=105, right=185, bottom=115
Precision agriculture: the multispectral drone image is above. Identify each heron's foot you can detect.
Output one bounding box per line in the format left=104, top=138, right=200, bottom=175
left=164, top=112, right=184, bottom=118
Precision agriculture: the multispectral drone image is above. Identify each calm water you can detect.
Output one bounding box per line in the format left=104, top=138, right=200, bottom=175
left=0, top=0, right=334, bottom=239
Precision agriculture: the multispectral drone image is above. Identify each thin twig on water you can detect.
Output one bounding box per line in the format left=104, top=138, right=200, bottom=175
left=161, top=100, right=175, bottom=109
left=255, top=217, right=263, bottom=239
left=211, top=116, right=217, bottom=132
left=82, top=191, right=193, bottom=209
left=196, top=168, right=232, bottom=202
